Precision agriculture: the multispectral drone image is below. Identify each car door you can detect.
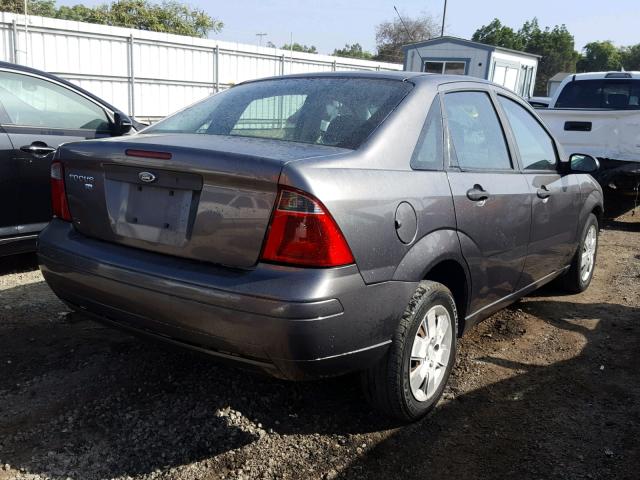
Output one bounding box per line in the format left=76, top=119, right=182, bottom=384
left=0, top=125, right=19, bottom=238
left=0, top=68, right=113, bottom=231
left=441, top=86, right=532, bottom=316
left=495, top=93, right=581, bottom=285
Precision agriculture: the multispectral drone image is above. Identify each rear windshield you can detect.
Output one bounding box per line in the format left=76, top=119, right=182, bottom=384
left=556, top=79, right=640, bottom=109
left=143, top=77, right=413, bottom=149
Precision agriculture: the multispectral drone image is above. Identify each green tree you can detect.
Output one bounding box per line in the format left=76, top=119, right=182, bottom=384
left=577, top=41, right=623, bottom=72
left=620, top=44, right=640, bottom=70
left=519, top=19, right=579, bottom=94
left=374, top=13, right=439, bottom=63
left=333, top=43, right=373, bottom=60
left=472, top=18, right=578, bottom=95
left=55, top=4, right=108, bottom=23
left=281, top=43, right=317, bottom=54
left=0, top=0, right=222, bottom=38
left=472, top=18, right=523, bottom=50
left=0, top=0, right=56, bottom=16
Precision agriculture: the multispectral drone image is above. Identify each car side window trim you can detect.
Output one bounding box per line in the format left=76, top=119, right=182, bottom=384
left=0, top=124, right=112, bottom=137
left=0, top=98, right=11, bottom=124
left=487, top=88, right=525, bottom=173
left=494, top=91, right=560, bottom=172
left=440, top=88, right=517, bottom=173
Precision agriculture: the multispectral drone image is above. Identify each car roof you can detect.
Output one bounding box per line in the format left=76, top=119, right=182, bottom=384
left=0, top=60, right=123, bottom=114
left=237, top=70, right=494, bottom=88
left=563, top=71, right=640, bottom=81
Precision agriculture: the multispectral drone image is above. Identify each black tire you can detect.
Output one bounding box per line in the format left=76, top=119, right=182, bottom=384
left=362, top=280, right=458, bottom=422
left=560, top=213, right=599, bottom=293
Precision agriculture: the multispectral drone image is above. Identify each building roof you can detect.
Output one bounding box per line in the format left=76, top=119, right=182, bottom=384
left=549, top=72, right=572, bottom=82
left=402, top=36, right=541, bottom=59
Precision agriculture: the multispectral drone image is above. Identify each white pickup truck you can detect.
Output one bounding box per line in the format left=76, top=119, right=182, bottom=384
left=536, top=71, right=640, bottom=197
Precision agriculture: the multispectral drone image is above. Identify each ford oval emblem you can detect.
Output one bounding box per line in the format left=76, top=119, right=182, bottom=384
left=138, top=171, right=157, bottom=183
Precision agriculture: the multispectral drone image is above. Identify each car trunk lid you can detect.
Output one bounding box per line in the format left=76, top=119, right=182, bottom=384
left=60, top=134, right=348, bottom=268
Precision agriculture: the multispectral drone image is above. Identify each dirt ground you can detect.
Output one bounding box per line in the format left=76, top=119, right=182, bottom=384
left=0, top=203, right=638, bottom=480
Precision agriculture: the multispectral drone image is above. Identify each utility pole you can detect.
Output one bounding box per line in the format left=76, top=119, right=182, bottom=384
left=23, top=0, right=28, bottom=62
left=289, top=32, right=293, bottom=74
left=441, top=0, right=448, bottom=37
left=256, top=33, right=267, bottom=47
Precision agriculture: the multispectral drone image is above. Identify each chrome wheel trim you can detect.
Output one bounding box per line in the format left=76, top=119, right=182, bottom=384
left=580, top=225, right=597, bottom=283
left=409, top=304, right=453, bottom=403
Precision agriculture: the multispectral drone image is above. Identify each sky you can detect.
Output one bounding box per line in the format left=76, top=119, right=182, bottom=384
left=56, top=0, right=639, bottom=57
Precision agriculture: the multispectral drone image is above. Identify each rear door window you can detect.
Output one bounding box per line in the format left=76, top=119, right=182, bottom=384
left=443, top=91, right=512, bottom=170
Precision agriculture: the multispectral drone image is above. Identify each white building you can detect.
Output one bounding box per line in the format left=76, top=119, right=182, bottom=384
left=403, top=36, right=540, bottom=98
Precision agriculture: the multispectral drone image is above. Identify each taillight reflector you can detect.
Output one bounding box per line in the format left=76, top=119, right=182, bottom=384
left=125, top=149, right=172, bottom=160
left=261, top=188, right=354, bottom=267
left=50, top=161, right=71, bottom=221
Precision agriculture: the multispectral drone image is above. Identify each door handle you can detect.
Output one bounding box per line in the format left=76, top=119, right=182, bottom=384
left=20, top=144, right=56, bottom=156
left=537, top=185, right=551, bottom=199
left=466, top=185, right=490, bottom=202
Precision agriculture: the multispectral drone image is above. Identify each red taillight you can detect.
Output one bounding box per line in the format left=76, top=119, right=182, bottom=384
left=50, top=161, right=71, bottom=221
left=261, top=188, right=355, bottom=267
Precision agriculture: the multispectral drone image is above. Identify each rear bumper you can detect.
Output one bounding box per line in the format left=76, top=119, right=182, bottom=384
left=38, top=220, right=416, bottom=380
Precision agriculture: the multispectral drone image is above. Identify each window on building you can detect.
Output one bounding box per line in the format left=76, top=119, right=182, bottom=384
left=519, top=66, right=535, bottom=97
left=492, top=64, right=520, bottom=92
left=424, top=61, right=467, bottom=75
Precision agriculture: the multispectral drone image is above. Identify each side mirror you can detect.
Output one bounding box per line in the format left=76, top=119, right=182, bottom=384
left=112, top=111, right=133, bottom=136
left=569, top=153, right=600, bottom=174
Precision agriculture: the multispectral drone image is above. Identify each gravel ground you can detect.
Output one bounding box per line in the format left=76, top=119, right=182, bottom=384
left=0, top=205, right=638, bottom=480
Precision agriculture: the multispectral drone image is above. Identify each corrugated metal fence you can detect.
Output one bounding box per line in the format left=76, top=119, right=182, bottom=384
left=0, top=13, right=401, bottom=122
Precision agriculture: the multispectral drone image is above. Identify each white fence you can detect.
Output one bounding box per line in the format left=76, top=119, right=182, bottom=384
left=0, top=12, right=401, bottom=122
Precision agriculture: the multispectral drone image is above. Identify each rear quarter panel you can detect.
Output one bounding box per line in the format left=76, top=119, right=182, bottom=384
left=281, top=167, right=457, bottom=284
left=280, top=80, right=460, bottom=285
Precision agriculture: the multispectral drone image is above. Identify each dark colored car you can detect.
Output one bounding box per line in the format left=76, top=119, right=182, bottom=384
left=38, top=72, right=603, bottom=421
left=0, top=61, right=141, bottom=257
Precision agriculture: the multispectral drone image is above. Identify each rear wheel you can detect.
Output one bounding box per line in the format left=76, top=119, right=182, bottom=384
left=560, top=213, right=599, bottom=293
left=362, top=281, right=457, bottom=422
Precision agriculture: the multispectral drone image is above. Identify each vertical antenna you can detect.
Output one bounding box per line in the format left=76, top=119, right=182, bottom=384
left=441, top=0, right=448, bottom=37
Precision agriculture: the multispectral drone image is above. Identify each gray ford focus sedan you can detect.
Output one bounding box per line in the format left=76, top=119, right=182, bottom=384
left=39, top=72, right=603, bottom=421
